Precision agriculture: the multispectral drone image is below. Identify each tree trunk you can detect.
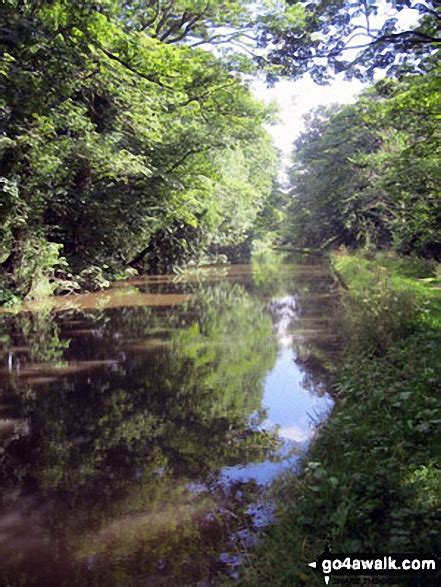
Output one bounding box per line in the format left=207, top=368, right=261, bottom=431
left=128, top=244, right=153, bottom=271
left=1, top=225, right=30, bottom=295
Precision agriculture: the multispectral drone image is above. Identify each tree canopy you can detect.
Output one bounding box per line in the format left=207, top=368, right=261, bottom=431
left=0, top=0, right=278, bottom=302
left=259, top=0, right=441, bottom=83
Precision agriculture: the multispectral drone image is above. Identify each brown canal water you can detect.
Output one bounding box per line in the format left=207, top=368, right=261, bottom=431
left=0, top=261, right=340, bottom=586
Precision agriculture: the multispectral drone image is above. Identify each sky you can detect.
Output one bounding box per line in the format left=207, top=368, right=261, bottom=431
left=253, top=74, right=364, bottom=158
left=252, top=74, right=364, bottom=184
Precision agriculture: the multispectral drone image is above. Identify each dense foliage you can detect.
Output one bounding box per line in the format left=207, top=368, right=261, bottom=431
left=0, top=0, right=278, bottom=302
left=284, top=68, right=441, bottom=258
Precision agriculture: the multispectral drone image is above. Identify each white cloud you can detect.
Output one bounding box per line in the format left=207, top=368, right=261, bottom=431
left=278, top=424, right=313, bottom=442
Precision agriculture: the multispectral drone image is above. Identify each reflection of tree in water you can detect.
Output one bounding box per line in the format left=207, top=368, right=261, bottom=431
left=292, top=276, right=341, bottom=395
left=0, top=282, right=278, bottom=585
left=258, top=258, right=341, bottom=396
left=251, top=253, right=329, bottom=299
left=0, top=309, right=69, bottom=369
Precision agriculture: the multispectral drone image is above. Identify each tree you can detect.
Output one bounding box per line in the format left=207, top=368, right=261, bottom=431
left=285, top=103, right=382, bottom=249
left=356, top=71, right=441, bottom=256
left=0, top=0, right=278, bottom=300
left=284, top=68, right=441, bottom=258
left=120, top=0, right=257, bottom=48
left=258, top=0, right=441, bottom=83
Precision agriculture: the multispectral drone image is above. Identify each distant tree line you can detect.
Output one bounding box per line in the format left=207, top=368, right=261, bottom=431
left=284, top=68, right=441, bottom=258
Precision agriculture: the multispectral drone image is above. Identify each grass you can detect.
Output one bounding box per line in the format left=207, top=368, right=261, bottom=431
left=334, top=250, right=441, bottom=330
left=241, top=250, right=441, bottom=586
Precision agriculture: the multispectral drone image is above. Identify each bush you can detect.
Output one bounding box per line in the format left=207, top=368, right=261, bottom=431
left=341, top=279, right=421, bottom=354
left=22, top=237, right=71, bottom=300
left=78, top=265, right=110, bottom=292
left=0, top=275, right=21, bottom=307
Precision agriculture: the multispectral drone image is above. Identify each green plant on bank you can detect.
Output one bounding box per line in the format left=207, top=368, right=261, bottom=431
left=0, top=241, right=126, bottom=306
left=335, top=250, right=441, bottom=331
left=0, top=277, right=21, bottom=307
left=0, top=235, right=71, bottom=305
left=242, top=251, right=441, bottom=586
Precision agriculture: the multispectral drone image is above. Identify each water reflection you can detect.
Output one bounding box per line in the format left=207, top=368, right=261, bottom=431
left=0, top=261, right=340, bottom=585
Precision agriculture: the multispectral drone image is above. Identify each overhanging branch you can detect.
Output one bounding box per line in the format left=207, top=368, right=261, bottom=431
left=97, top=44, right=173, bottom=89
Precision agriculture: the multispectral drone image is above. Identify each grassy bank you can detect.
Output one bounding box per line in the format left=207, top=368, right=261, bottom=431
left=243, top=251, right=441, bottom=586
